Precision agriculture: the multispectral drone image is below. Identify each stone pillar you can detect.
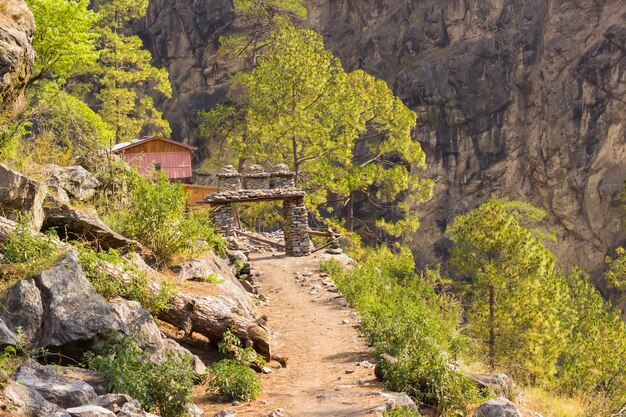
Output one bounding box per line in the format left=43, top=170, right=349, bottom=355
left=270, top=164, right=295, bottom=189
left=283, top=197, right=311, bottom=257
left=213, top=204, right=237, bottom=236
left=242, top=165, right=270, bottom=189
left=217, top=165, right=241, bottom=191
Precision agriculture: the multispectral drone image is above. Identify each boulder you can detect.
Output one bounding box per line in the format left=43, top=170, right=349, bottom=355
left=4, top=380, right=58, bottom=417
left=0, top=277, right=43, bottom=346
left=45, top=413, right=72, bottom=417
left=33, top=251, right=122, bottom=350
left=375, top=392, right=419, bottom=413
left=108, top=298, right=206, bottom=377
left=42, top=165, right=100, bottom=201
left=95, top=394, right=132, bottom=413
left=64, top=405, right=115, bottom=417
left=42, top=198, right=138, bottom=250
left=469, top=373, right=517, bottom=397
left=0, top=163, right=47, bottom=229
left=0, top=0, right=35, bottom=117
left=116, top=399, right=159, bottom=417
left=15, top=359, right=98, bottom=409
left=0, top=318, right=18, bottom=346
left=171, top=259, right=218, bottom=282
left=50, top=366, right=109, bottom=396
left=474, top=397, right=522, bottom=417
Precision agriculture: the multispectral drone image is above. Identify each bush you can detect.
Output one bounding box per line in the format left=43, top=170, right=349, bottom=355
left=207, top=359, right=261, bottom=402
left=0, top=216, right=56, bottom=264
left=85, top=334, right=194, bottom=417
left=108, top=170, right=226, bottom=266
left=322, top=246, right=482, bottom=416
left=383, top=407, right=422, bottom=417
left=77, top=247, right=176, bottom=315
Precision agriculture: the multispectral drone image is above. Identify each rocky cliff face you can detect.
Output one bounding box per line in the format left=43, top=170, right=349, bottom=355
left=0, top=0, right=35, bottom=119
left=140, top=0, right=626, bottom=276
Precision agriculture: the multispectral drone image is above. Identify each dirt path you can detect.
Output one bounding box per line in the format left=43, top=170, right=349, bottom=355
left=197, top=251, right=391, bottom=416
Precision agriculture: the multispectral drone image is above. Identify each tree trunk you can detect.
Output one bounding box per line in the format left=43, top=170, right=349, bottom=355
left=488, top=284, right=495, bottom=371
left=346, top=192, right=354, bottom=232
left=100, top=260, right=272, bottom=360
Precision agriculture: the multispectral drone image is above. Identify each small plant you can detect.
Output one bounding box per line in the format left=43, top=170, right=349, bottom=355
left=85, top=334, right=194, bottom=417
left=218, top=327, right=266, bottom=369
left=203, top=272, right=224, bottom=284
left=207, top=359, right=261, bottom=402
left=78, top=247, right=176, bottom=315
left=0, top=346, right=17, bottom=388
left=0, top=215, right=56, bottom=264
left=383, top=406, right=422, bottom=417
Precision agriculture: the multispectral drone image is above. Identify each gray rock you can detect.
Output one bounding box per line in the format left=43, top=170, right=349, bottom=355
left=188, top=404, right=204, bottom=417
left=376, top=392, right=419, bottom=412
left=171, top=259, right=218, bottom=281
left=43, top=165, right=100, bottom=201
left=4, top=380, right=58, bottom=417
left=64, top=405, right=115, bottom=416
left=214, top=410, right=237, bottom=417
left=44, top=413, right=72, bottom=417
left=0, top=163, right=47, bottom=229
left=0, top=277, right=43, bottom=346
left=0, top=0, right=35, bottom=118
left=474, top=397, right=522, bottom=417
left=0, top=318, right=18, bottom=346
left=33, top=251, right=122, bottom=349
left=116, top=399, right=154, bottom=417
left=267, top=409, right=286, bottom=417
left=16, top=359, right=97, bottom=409
left=50, top=366, right=109, bottom=396
left=109, top=298, right=206, bottom=377
left=468, top=373, right=516, bottom=397
left=95, top=393, right=132, bottom=413
left=42, top=198, right=138, bottom=250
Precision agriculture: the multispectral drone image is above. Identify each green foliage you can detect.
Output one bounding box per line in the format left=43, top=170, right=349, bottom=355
left=26, top=0, right=100, bottom=85
left=447, top=199, right=568, bottom=384
left=221, top=0, right=307, bottom=62
left=111, top=171, right=212, bottom=266
left=0, top=216, right=56, bottom=264
left=606, top=246, right=626, bottom=291
left=382, top=407, right=422, bottom=417
left=218, top=327, right=266, bottom=369
left=207, top=359, right=262, bottom=402
left=0, top=346, right=18, bottom=387
left=200, top=19, right=432, bottom=238
left=323, top=246, right=481, bottom=416
left=77, top=246, right=175, bottom=314
left=90, top=0, right=171, bottom=143
left=556, top=268, right=626, bottom=411
left=85, top=334, right=194, bottom=417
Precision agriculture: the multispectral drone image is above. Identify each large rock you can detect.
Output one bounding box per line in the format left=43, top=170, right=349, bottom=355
left=95, top=394, right=132, bottom=413
left=140, top=0, right=626, bottom=285
left=474, top=397, right=522, bottom=417
left=33, top=251, right=121, bottom=350
left=43, top=165, right=100, bottom=202
left=64, top=405, right=115, bottom=417
left=108, top=298, right=206, bottom=376
left=1, top=277, right=43, bottom=346
left=4, top=380, right=58, bottom=417
left=116, top=399, right=160, bottom=417
left=0, top=318, right=18, bottom=346
left=0, top=0, right=35, bottom=118
left=15, top=360, right=98, bottom=409
left=0, top=163, right=47, bottom=229
left=468, top=373, right=517, bottom=397
left=42, top=198, right=138, bottom=251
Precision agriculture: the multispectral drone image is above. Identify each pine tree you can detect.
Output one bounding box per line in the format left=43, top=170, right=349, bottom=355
left=200, top=19, right=432, bottom=237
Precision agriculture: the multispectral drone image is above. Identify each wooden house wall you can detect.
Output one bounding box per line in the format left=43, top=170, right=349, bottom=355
left=122, top=139, right=188, bottom=154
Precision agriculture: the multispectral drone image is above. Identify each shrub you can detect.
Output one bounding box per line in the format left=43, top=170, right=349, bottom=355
left=109, top=171, right=226, bottom=266
left=383, top=407, right=422, bottom=417
left=323, top=246, right=482, bottom=416
left=77, top=247, right=176, bottom=315
left=0, top=216, right=56, bottom=264
left=218, top=327, right=266, bottom=368
left=85, top=334, right=194, bottom=417
left=207, top=359, right=261, bottom=402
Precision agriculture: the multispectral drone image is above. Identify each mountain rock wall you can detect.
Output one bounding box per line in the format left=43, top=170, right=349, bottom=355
left=140, top=0, right=626, bottom=275
left=0, top=0, right=35, bottom=119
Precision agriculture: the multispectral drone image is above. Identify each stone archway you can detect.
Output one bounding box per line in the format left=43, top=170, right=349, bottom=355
left=201, top=165, right=312, bottom=257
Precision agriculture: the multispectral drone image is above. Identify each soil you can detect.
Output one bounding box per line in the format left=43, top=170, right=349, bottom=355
left=195, top=251, right=392, bottom=417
